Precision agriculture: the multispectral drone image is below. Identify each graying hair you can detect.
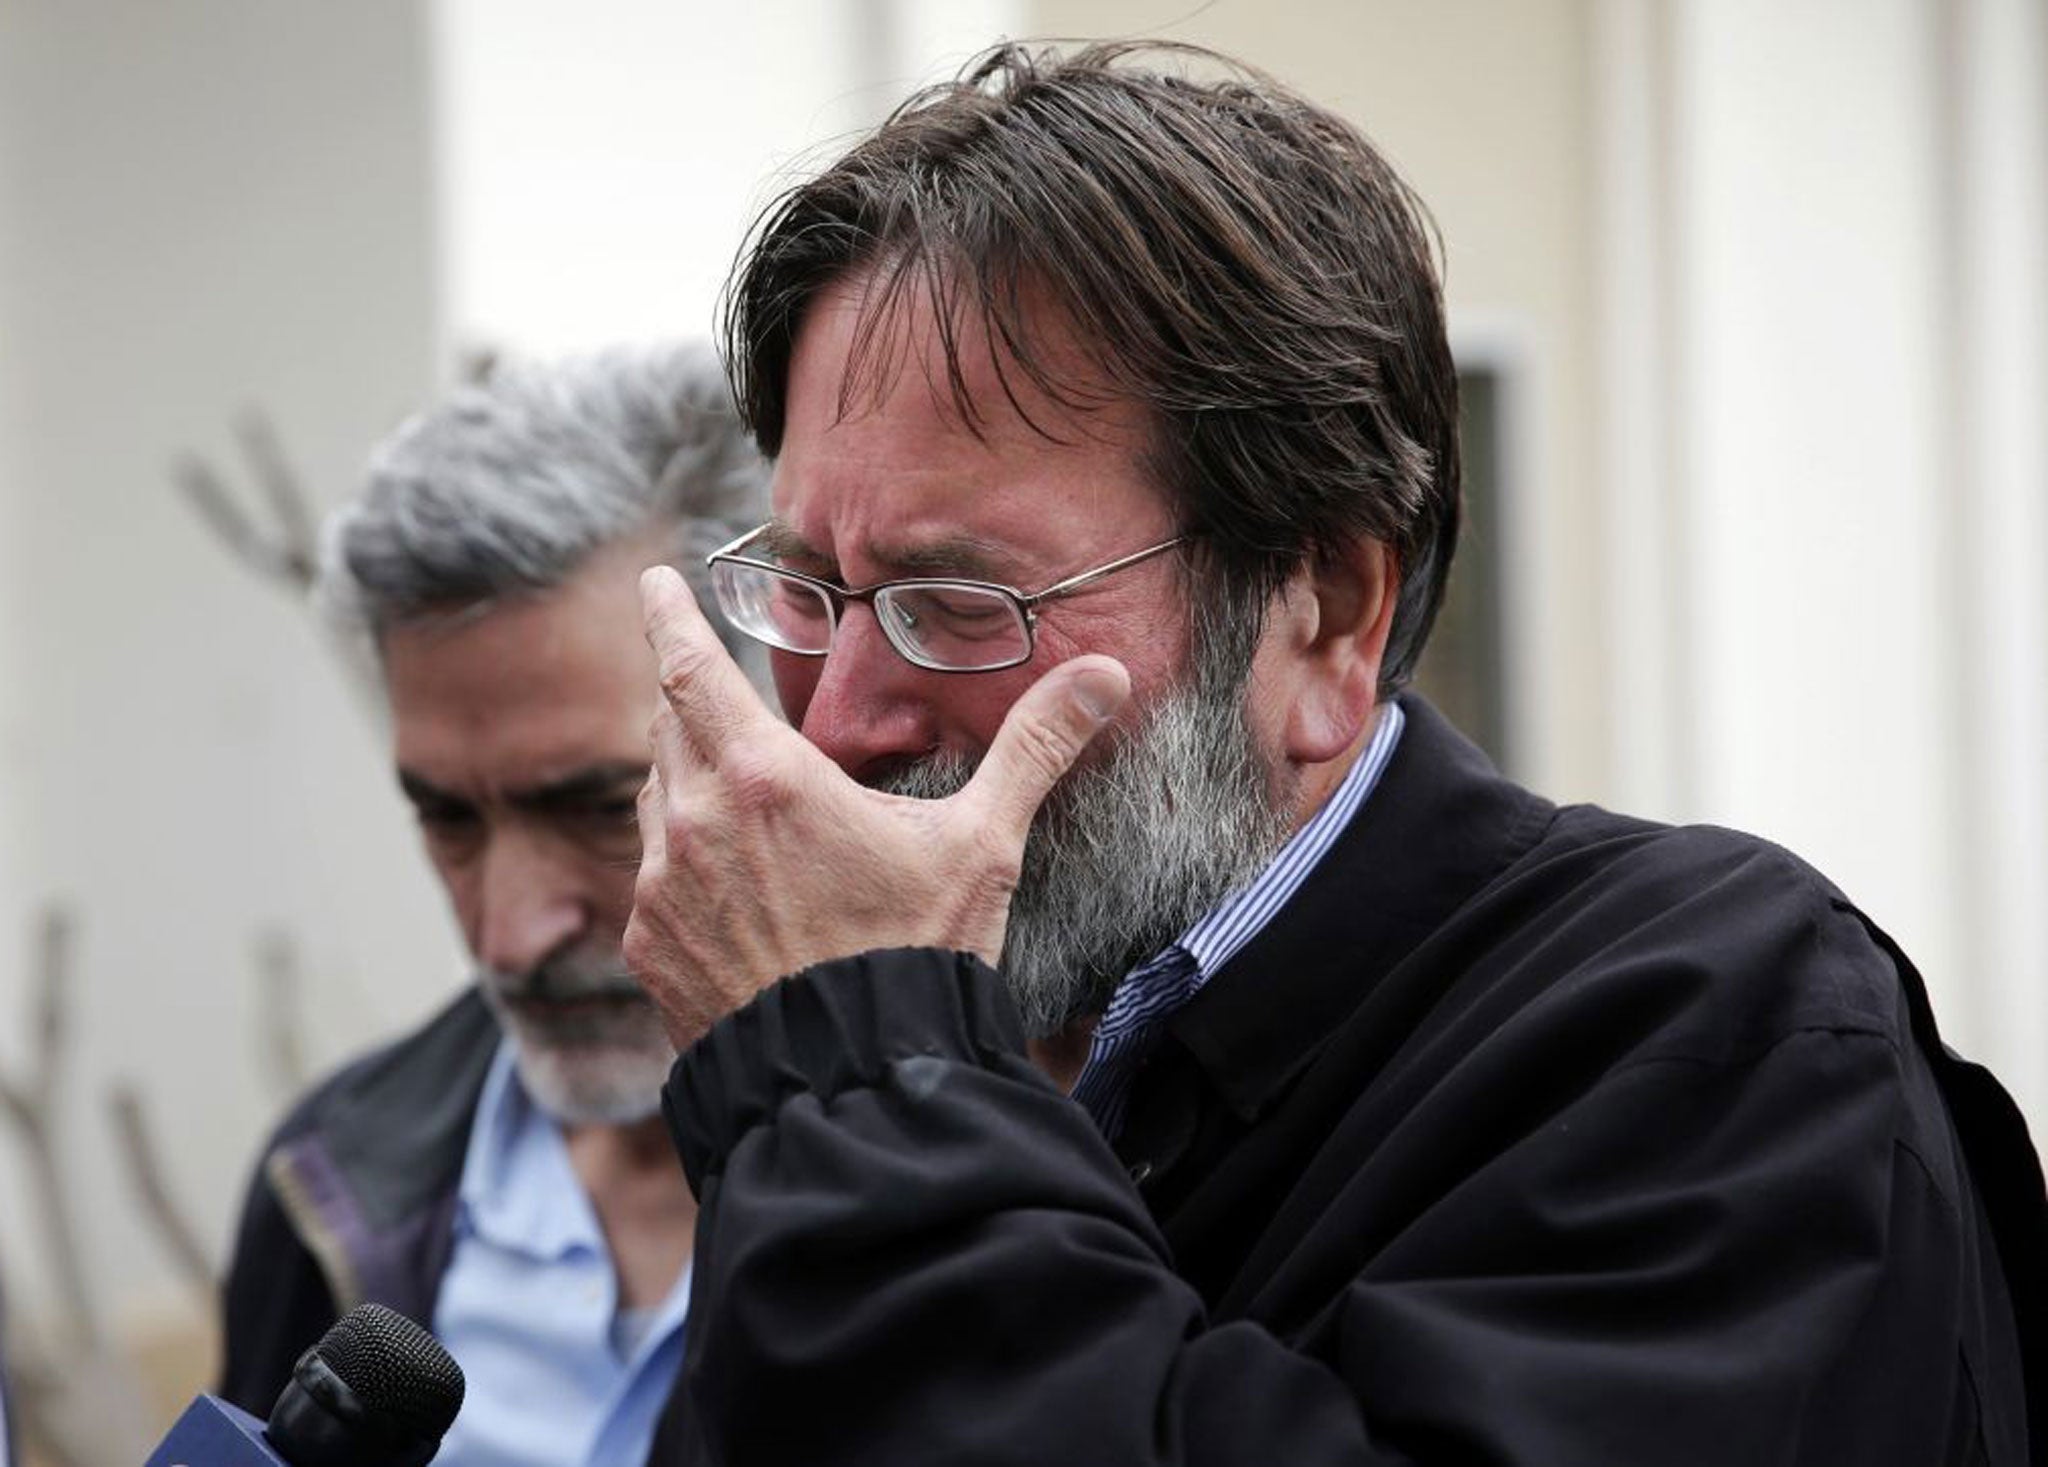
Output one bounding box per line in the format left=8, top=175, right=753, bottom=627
left=322, top=342, right=767, bottom=651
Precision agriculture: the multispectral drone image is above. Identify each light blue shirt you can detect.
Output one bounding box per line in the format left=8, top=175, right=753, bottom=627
left=1073, top=702, right=1406, bottom=1138
left=432, top=1042, right=692, bottom=1467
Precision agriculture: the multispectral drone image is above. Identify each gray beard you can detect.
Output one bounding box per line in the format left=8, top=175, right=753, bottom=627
left=878, top=659, right=1293, bottom=1038
left=477, top=948, right=675, bottom=1125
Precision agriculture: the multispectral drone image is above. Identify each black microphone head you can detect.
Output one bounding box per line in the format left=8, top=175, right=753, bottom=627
left=267, top=1303, right=465, bottom=1467
left=312, top=1304, right=465, bottom=1440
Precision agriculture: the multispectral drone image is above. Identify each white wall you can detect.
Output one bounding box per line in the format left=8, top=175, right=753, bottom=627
left=433, top=0, right=1023, bottom=360
left=0, top=0, right=453, bottom=1360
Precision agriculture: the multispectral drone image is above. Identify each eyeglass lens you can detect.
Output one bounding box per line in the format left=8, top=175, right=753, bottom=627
left=874, top=585, right=1030, bottom=669
left=712, top=561, right=834, bottom=651
left=711, top=562, right=1033, bottom=671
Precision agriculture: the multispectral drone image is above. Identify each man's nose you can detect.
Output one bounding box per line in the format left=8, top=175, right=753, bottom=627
left=473, top=831, right=587, bottom=976
left=796, top=606, right=940, bottom=779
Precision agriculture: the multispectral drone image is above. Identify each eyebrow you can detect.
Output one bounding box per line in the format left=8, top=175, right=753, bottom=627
left=760, top=518, right=1027, bottom=587
left=397, top=762, right=651, bottom=812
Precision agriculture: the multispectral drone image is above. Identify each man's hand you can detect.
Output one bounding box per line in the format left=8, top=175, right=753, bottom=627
left=624, top=565, right=1131, bottom=1051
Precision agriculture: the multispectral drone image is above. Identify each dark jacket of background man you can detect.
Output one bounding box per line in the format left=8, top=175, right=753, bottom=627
left=218, top=993, right=694, bottom=1457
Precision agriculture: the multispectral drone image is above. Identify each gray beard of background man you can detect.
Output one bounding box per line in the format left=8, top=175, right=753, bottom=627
left=478, top=950, right=675, bottom=1124
left=881, top=609, right=1294, bottom=1038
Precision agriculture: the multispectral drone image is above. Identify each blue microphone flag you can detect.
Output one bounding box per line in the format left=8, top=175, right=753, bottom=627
left=144, top=1395, right=288, bottom=1467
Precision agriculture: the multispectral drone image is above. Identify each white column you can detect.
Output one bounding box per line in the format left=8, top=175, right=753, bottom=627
left=1594, top=0, right=1693, bottom=820
left=1654, top=0, right=1958, bottom=1011
left=1942, top=0, right=2048, bottom=1122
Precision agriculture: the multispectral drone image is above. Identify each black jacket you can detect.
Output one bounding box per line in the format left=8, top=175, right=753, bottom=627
left=217, top=990, right=697, bottom=1462
left=663, top=696, right=2044, bottom=1465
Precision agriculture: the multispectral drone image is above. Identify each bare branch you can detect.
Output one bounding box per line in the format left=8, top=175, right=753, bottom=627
left=171, top=451, right=301, bottom=588
left=232, top=409, right=319, bottom=587
left=7, top=1327, right=155, bottom=1467
left=5, top=1343, right=93, bottom=1467
left=0, top=906, right=104, bottom=1355
left=0, top=1068, right=27, bottom=1131
left=171, top=405, right=397, bottom=722
left=459, top=344, right=501, bottom=385
left=169, top=404, right=328, bottom=598
left=32, top=906, right=69, bottom=1103
left=106, top=1084, right=219, bottom=1309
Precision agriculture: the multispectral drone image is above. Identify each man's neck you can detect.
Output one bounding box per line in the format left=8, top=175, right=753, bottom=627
left=1028, top=1015, right=1100, bottom=1094
left=1281, top=697, right=1387, bottom=836
left=563, top=1114, right=697, bottom=1310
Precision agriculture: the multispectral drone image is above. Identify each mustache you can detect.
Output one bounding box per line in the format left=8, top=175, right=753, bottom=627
left=483, top=956, right=646, bottom=1006
left=870, top=752, right=975, bottom=801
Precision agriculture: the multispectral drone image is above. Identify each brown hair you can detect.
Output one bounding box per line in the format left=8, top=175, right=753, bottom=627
left=724, top=40, right=1460, bottom=692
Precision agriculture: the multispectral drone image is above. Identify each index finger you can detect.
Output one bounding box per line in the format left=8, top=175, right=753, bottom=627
left=641, top=565, right=775, bottom=759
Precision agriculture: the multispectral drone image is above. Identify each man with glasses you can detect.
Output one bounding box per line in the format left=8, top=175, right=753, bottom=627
left=624, top=42, right=2043, bottom=1466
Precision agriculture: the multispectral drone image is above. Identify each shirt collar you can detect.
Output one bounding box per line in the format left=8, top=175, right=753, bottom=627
left=454, top=1039, right=607, bottom=1261
left=1165, top=694, right=1556, bottom=1119
left=1073, top=704, right=1406, bottom=1137
left=1178, top=701, right=1405, bottom=983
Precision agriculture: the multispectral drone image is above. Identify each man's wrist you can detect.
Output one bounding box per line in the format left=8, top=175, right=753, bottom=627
left=663, top=947, right=1032, bottom=1187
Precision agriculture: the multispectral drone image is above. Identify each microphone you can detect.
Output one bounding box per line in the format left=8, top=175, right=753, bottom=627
left=146, top=1304, right=465, bottom=1467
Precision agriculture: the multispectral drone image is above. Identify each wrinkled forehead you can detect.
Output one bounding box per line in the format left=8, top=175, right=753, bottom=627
left=801, top=259, right=1158, bottom=463
left=769, top=267, right=1181, bottom=581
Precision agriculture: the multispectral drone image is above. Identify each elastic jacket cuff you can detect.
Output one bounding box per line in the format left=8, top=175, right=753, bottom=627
left=664, top=947, right=1027, bottom=1189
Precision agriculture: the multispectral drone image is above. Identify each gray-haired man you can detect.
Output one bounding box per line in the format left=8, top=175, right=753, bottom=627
left=217, top=344, right=766, bottom=1467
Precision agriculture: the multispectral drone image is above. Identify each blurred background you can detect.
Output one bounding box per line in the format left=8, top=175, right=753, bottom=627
left=0, top=1, right=2041, bottom=1462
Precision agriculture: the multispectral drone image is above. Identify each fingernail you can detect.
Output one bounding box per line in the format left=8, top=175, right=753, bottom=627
left=1072, top=666, right=1126, bottom=724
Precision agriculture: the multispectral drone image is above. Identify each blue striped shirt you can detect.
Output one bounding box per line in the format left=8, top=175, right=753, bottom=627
left=1071, top=702, right=1406, bottom=1139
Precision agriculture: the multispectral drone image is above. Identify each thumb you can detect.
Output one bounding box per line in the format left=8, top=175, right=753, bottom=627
left=963, top=655, right=1132, bottom=840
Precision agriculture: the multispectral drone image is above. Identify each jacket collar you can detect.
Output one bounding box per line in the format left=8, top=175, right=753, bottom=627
left=1164, top=695, right=1555, bottom=1120
left=316, top=986, right=503, bottom=1226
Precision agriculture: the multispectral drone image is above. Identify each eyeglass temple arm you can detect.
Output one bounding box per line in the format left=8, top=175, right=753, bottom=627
left=1019, top=536, right=1188, bottom=609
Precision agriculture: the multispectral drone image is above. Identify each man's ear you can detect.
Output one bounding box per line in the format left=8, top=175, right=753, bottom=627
left=1262, top=537, right=1400, bottom=765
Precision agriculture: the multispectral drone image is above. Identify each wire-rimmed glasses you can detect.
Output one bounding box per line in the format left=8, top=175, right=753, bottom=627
left=706, top=524, right=1188, bottom=673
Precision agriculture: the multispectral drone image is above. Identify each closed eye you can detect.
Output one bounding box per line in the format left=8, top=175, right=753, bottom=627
left=399, top=774, right=480, bottom=831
